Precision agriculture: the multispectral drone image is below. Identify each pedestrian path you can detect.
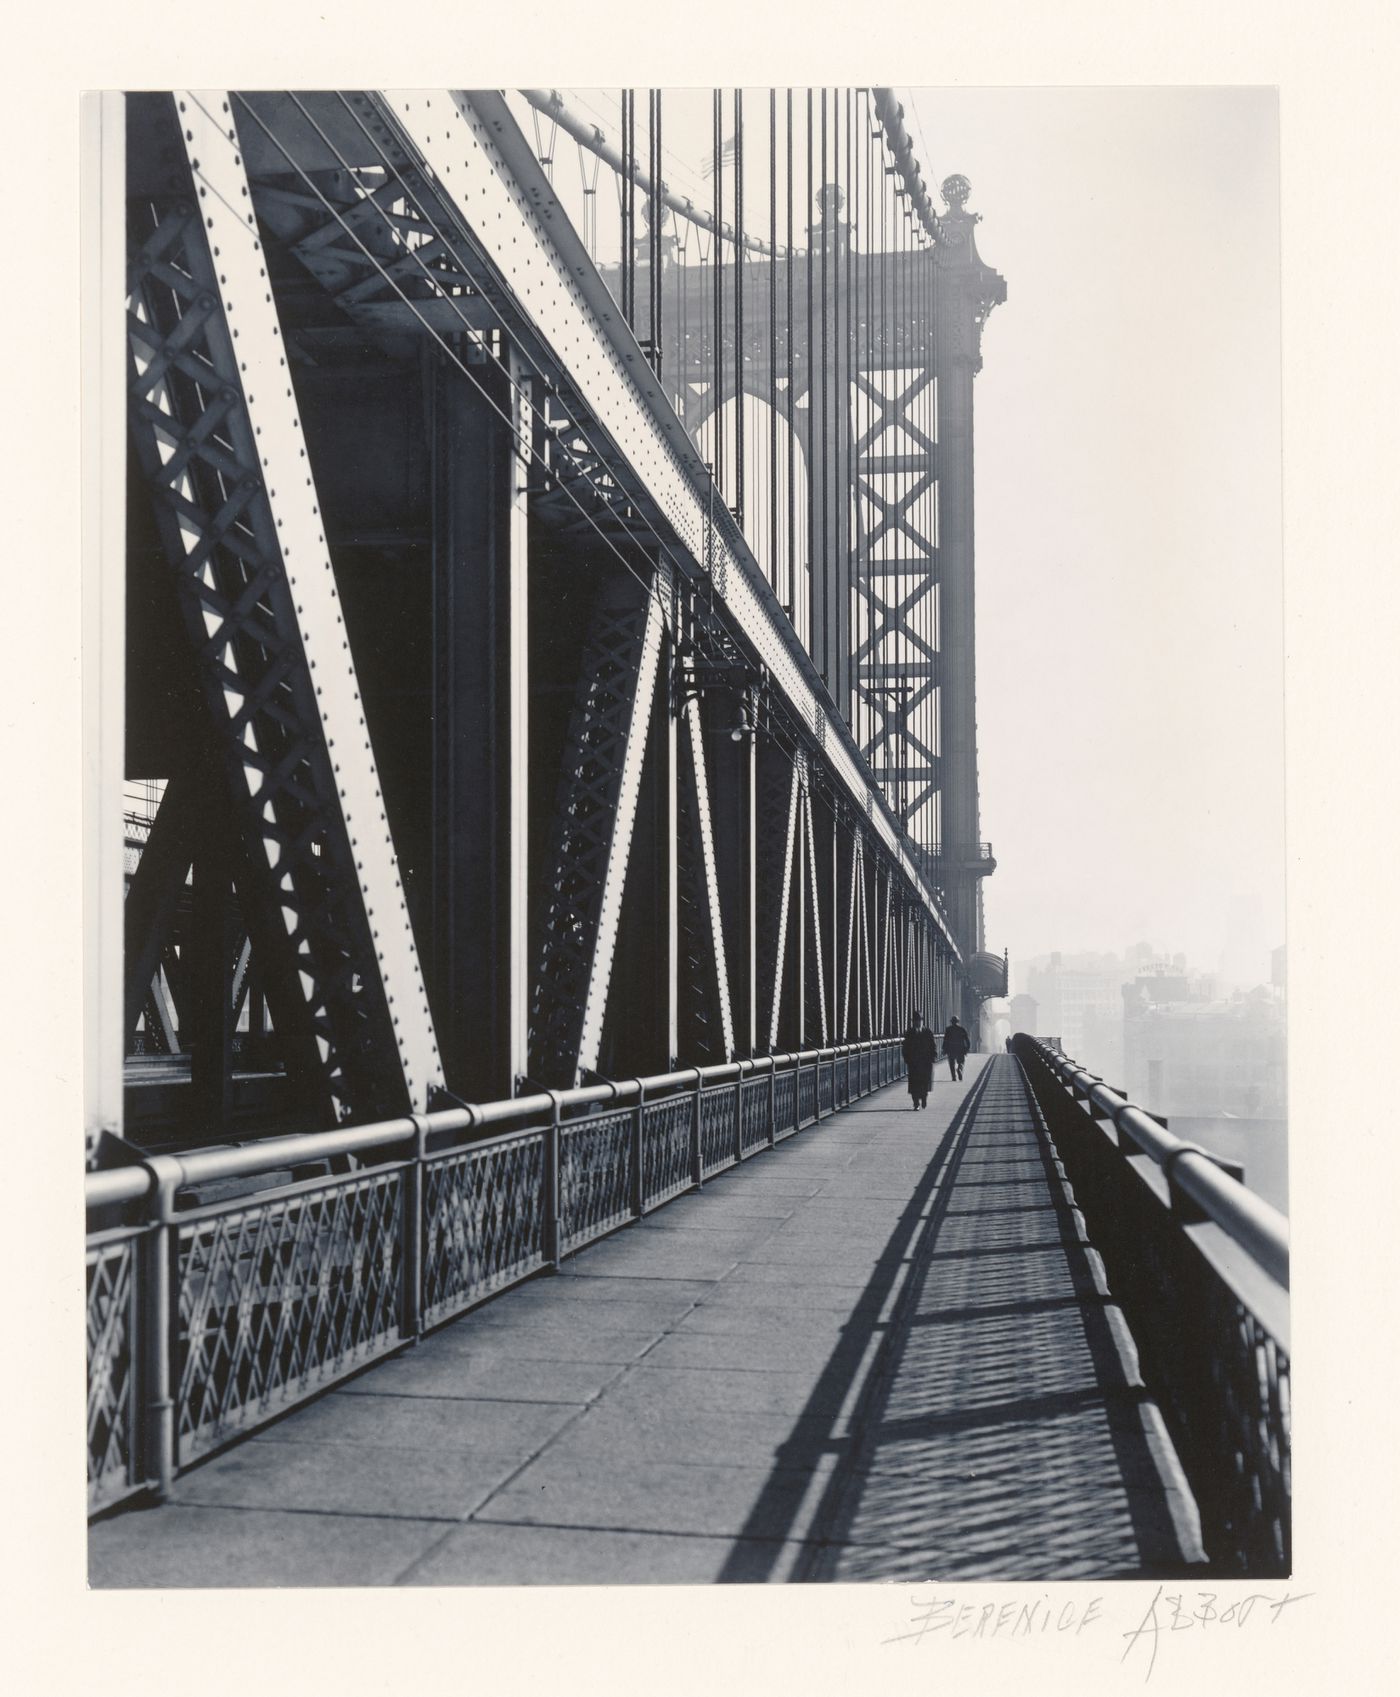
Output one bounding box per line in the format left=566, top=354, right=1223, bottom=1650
left=89, top=1056, right=1205, bottom=1586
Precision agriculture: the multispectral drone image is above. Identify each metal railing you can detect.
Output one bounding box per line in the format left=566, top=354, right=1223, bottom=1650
left=87, top=1038, right=904, bottom=1515
left=1010, top=1035, right=1290, bottom=1576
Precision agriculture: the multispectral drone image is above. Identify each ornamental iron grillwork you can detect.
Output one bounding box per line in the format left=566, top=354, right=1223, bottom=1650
left=773, top=1070, right=799, bottom=1139
left=176, top=1171, right=403, bottom=1460
left=87, top=1234, right=141, bottom=1511
left=699, top=1084, right=738, bottom=1177
left=423, top=1135, right=547, bottom=1325
left=560, top=1109, right=635, bottom=1250
left=87, top=1040, right=907, bottom=1510
left=641, top=1096, right=694, bottom=1208
left=740, top=1078, right=771, bottom=1154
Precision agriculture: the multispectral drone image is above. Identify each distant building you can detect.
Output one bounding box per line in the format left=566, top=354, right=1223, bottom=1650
left=1026, top=952, right=1123, bottom=1078
left=1122, top=979, right=1285, bottom=1119
left=1009, top=993, right=1038, bottom=1036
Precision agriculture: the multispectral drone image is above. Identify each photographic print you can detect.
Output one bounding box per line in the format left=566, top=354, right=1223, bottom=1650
left=84, top=82, right=1287, bottom=1593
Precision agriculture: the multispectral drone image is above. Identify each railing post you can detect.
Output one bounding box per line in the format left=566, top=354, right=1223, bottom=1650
left=815, top=1053, right=824, bottom=1122
left=690, top=1069, right=704, bottom=1190
left=734, top=1067, right=744, bottom=1163
left=631, top=1080, right=646, bottom=1218
left=403, top=1114, right=431, bottom=1343
left=141, top=1154, right=184, bottom=1502
left=544, top=1089, right=564, bottom=1270
left=768, top=1054, right=777, bottom=1148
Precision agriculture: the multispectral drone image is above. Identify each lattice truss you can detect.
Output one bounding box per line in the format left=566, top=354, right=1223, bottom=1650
left=124, top=93, right=440, bottom=1123
left=530, top=569, right=667, bottom=1086
left=851, top=365, right=941, bottom=840
left=676, top=702, right=735, bottom=1064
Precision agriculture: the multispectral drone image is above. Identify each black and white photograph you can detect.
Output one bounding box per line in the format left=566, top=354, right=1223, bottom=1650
left=11, top=1, right=1399, bottom=1689
left=82, top=77, right=1289, bottom=1593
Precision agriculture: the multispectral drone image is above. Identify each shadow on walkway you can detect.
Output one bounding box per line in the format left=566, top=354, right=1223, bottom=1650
left=721, top=1057, right=1205, bottom=1581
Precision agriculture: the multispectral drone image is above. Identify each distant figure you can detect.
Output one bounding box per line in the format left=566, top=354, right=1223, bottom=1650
left=1004, top=1036, right=1013, bottom=1054
left=902, top=1010, right=936, bottom=1111
left=943, top=1015, right=971, bottom=1081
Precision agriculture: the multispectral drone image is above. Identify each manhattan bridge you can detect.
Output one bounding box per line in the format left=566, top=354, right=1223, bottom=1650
left=85, top=88, right=1288, bottom=1586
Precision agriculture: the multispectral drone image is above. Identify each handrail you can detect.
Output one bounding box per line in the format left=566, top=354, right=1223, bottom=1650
left=86, top=1038, right=896, bottom=1213
left=1022, top=1038, right=1289, bottom=1289
left=86, top=1034, right=905, bottom=1513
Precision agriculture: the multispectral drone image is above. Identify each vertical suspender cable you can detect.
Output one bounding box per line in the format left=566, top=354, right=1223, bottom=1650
left=786, top=89, right=795, bottom=627
left=713, top=88, right=724, bottom=499
left=734, top=87, right=745, bottom=525
left=845, top=86, right=855, bottom=729
left=814, top=89, right=824, bottom=685
left=805, top=89, right=814, bottom=658
left=769, top=89, right=779, bottom=596
left=621, top=88, right=634, bottom=325
left=649, top=89, right=662, bottom=375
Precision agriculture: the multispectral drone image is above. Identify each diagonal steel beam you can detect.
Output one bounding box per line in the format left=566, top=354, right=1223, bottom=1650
left=126, top=92, right=443, bottom=1122
left=766, top=762, right=801, bottom=1053
left=530, top=567, right=668, bottom=1085
left=681, top=699, right=736, bottom=1061
left=802, top=784, right=828, bottom=1047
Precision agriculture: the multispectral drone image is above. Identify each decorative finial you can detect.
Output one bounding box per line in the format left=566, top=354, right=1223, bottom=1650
left=816, top=182, right=846, bottom=222
left=941, top=174, right=971, bottom=212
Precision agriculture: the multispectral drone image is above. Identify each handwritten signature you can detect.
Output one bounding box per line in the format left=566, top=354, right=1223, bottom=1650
left=884, top=1592, right=1105, bottom=1645
left=885, top=1585, right=1313, bottom=1683
left=1121, top=1584, right=1312, bottom=1682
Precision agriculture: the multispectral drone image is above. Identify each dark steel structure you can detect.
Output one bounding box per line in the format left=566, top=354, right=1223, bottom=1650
left=95, top=86, right=1005, bottom=1165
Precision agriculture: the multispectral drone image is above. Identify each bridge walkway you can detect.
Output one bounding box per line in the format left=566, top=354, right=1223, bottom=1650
left=89, top=1056, right=1205, bottom=1587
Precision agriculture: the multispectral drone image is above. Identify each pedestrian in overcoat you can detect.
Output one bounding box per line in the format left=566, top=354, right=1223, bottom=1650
left=902, top=1011, right=936, bottom=1110
left=943, top=1015, right=971, bottom=1081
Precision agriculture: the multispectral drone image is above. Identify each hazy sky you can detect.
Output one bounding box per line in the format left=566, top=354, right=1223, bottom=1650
left=911, top=88, right=1284, bottom=984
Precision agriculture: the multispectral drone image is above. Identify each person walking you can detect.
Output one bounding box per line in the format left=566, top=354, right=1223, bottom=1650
left=943, top=1014, right=971, bottom=1081
left=902, top=1010, right=936, bottom=1110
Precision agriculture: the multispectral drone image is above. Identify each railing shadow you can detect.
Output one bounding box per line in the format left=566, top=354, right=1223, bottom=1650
left=714, top=1064, right=994, bottom=1581
left=719, top=1057, right=1206, bottom=1582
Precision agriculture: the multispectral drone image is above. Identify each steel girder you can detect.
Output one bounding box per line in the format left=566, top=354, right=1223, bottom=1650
left=529, top=567, right=667, bottom=1086
left=125, top=92, right=443, bottom=1123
